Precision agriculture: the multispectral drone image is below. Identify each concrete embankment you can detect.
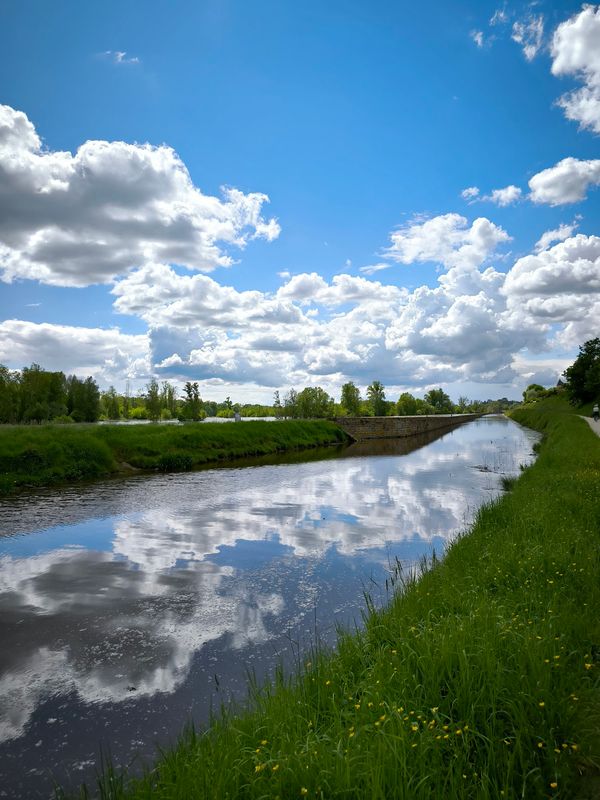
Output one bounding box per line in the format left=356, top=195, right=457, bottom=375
left=334, top=413, right=481, bottom=441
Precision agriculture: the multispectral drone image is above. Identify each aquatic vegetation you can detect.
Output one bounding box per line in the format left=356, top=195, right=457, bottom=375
left=60, top=398, right=600, bottom=798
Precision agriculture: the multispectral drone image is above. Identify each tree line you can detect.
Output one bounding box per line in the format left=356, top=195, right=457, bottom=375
left=0, top=364, right=521, bottom=425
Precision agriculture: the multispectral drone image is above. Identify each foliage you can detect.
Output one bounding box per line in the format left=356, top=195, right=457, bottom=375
left=0, top=420, right=348, bottom=495
left=296, top=386, right=334, bottom=418
left=64, top=397, right=600, bottom=799
left=367, top=380, right=386, bottom=416
left=340, top=381, right=361, bottom=416
left=424, top=387, right=453, bottom=414
left=396, top=392, right=418, bottom=416
left=563, top=338, right=600, bottom=406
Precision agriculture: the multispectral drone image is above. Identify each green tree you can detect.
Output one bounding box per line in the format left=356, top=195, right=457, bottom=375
left=283, top=388, right=298, bottom=418
left=563, top=339, right=600, bottom=405
left=0, top=365, right=20, bottom=423
left=367, top=381, right=386, bottom=416
left=146, top=379, right=161, bottom=422
left=161, top=381, right=177, bottom=416
left=522, top=383, right=546, bottom=402
left=67, top=375, right=100, bottom=422
left=182, top=382, right=203, bottom=420
left=273, top=390, right=283, bottom=418
left=424, top=388, right=453, bottom=414
left=103, top=386, right=121, bottom=420
left=396, top=392, right=417, bottom=416
left=340, top=382, right=361, bottom=416
left=456, top=395, right=470, bottom=413
left=296, top=386, right=334, bottom=418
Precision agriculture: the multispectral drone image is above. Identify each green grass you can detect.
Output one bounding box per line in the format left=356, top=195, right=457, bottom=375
left=60, top=398, right=600, bottom=799
left=0, top=420, right=348, bottom=494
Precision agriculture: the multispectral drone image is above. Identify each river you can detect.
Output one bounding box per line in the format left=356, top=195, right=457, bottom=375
left=0, top=416, right=538, bottom=798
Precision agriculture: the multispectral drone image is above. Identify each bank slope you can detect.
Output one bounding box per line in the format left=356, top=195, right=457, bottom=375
left=0, top=420, right=348, bottom=495
left=67, top=400, right=600, bottom=800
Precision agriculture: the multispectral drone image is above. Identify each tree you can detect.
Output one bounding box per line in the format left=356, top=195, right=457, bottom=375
left=182, top=382, right=203, bottom=420
left=161, top=381, right=177, bottom=416
left=340, top=382, right=361, bottom=416
left=146, top=379, right=161, bottom=422
left=424, top=388, right=453, bottom=414
left=396, top=392, right=417, bottom=416
left=296, top=386, right=334, bottom=418
left=522, top=383, right=546, bottom=402
left=367, top=381, right=386, bottom=416
left=456, top=395, right=470, bottom=413
left=0, top=365, right=20, bottom=423
left=67, top=375, right=100, bottom=422
left=103, top=386, right=121, bottom=420
left=563, top=338, right=600, bottom=405
left=273, top=390, right=283, bottom=418
left=283, top=388, right=298, bottom=418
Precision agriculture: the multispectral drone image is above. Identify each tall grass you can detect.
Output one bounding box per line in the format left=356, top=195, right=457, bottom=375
left=61, top=399, right=600, bottom=799
left=0, top=420, right=348, bottom=494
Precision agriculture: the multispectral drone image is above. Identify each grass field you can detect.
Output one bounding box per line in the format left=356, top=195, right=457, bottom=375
left=59, top=397, right=600, bottom=799
left=0, top=420, right=348, bottom=495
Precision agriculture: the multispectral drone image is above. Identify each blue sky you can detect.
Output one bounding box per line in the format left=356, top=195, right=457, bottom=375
left=0, top=0, right=599, bottom=402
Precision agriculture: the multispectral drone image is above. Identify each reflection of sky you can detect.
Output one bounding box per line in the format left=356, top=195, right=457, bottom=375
left=0, top=417, right=539, bottom=798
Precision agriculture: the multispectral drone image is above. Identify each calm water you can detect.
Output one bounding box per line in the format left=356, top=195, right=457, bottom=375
left=0, top=417, right=538, bottom=798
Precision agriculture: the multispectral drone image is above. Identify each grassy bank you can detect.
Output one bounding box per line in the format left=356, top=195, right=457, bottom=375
left=64, top=398, right=600, bottom=799
left=0, top=420, right=348, bottom=495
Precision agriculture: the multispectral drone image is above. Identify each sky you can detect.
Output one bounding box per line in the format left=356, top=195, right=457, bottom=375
left=0, top=0, right=599, bottom=403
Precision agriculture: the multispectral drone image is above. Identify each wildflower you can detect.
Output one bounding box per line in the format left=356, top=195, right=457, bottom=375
left=431, top=707, right=439, bottom=713
left=585, top=663, right=593, bottom=670
left=272, top=764, right=279, bottom=772
left=571, top=744, right=579, bottom=751
left=379, top=714, right=386, bottom=721
left=349, top=731, right=355, bottom=738
left=354, top=703, right=360, bottom=710
left=325, top=680, right=331, bottom=686
left=261, top=740, right=268, bottom=745
left=411, top=724, right=419, bottom=732
left=537, top=742, right=544, bottom=749
left=301, top=790, right=308, bottom=796
left=550, top=782, right=557, bottom=790
left=255, top=764, right=264, bottom=773
left=538, top=701, right=545, bottom=708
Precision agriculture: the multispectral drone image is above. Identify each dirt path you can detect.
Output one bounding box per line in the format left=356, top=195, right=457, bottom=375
left=581, top=416, right=600, bottom=437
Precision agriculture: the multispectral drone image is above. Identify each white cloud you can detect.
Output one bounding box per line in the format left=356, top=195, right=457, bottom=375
left=490, top=7, right=508, bottom=26
left=0, top=104, right=280, bottom=286
left=511, top=14, right=545, bottom=61
left=528, top=157, right=600, bottom=205
left=503, top=234, right=600, bottom=347
left=0, top=320, right=150, bottom=381
left=461, top=186, right=480, bottom=200
left=103, top=50, right=140, bottom=65
left=534, top=221, right=578, bottom=252
left=551, top=5, right=600, bottom=133
left=385, top=213, right=511, bottom=270
left=471, top=30, right=485, bottom=48
left=485, top=185, right=522, bottom=206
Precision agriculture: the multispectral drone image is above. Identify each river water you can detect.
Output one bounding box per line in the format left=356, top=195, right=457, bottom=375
left=0, top=416, right=538, bottom=798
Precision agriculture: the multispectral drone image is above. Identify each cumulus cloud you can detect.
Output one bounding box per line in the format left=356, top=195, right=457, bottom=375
left=534, top=221, right=578, bottom=252
left=385, top=213, right=511, bottom=270
left=511, top=14, right=545, bottom=61
left=528, top=157, right=600, bottom=205
left=503, top=234, right=600, bottom=347
left=551, top=5, right=600, bottom=133
left=484, top=185, right=522, bottom=206
left=0, top=104, right=280, bottom=286
left=0, top=320, right=149, bottom=380
left=461, top=186, right=480, bottom=200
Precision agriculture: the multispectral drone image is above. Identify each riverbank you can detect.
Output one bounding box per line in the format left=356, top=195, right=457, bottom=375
left=0, top=420, right=348, bottom=495
left=63, top=399, right=600, bottom=799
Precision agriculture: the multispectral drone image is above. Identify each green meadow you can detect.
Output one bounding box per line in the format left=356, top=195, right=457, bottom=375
left=62, top=398, right=600, bottom=799
left=0, top=420, right=348, bottom=495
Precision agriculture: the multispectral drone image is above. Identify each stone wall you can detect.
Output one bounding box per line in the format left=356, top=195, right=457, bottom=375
left=334, top=413, right=481, bottom=441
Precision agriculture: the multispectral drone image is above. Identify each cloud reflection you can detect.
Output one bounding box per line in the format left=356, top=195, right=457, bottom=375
left=0, top=418, right=538, bottom=745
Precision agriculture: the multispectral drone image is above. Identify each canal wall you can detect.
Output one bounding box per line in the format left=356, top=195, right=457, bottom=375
left=334, top=413, right=481, bottom=441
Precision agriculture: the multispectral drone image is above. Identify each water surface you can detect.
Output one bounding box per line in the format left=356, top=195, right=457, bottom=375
left=0, top=416, right=538, bottom=798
